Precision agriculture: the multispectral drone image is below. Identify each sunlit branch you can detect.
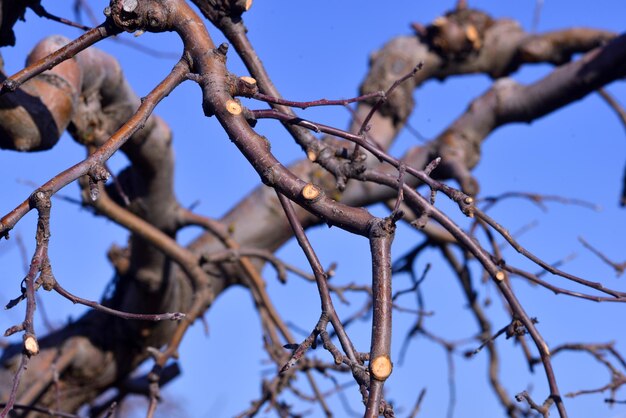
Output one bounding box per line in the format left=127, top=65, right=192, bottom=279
left=0, top=23, right=120, bottom=95
left=0, top=59, right=190, bottom=238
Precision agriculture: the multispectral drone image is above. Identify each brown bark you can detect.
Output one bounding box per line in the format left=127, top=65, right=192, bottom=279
left=0, top=2, right=624, bottom=417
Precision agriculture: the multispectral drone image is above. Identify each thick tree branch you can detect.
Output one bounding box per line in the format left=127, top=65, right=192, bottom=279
left=0, top=3, right=623, bottom=417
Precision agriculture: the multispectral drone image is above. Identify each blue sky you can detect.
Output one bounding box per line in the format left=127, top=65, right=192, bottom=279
left=1, top=1, right=625, bottom=417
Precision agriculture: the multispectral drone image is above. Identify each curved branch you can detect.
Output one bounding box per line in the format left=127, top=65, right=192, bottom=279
left=0, top=58, right=189, bottom=238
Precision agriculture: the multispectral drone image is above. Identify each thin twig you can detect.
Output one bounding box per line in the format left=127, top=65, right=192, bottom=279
left=1, top=58, right=190, bottom=237
left=29, top=3, right=92, bottom=30
left=0, top=402, right=79, bottom=418
left=479, top=191, right=600, bottom=213
left=474, top=208, right=625, bottom=298
left=0, top=23, right=120, bottom=95
left=579, top=236, right=626, bottom=276
left=275, top=193, right=361, bottom=366
left=53, top=280, right=185, bottom=321
left=253, top=91, right=384, bottom=110
left=353, top=63, right=423, bottom=159
left=0, top=356, right=30, bottom=418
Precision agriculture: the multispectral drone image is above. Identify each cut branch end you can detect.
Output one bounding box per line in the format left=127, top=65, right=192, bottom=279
left=370, top=355, right=393, bottom=381
left=226, top=99, right=242, bottom=115
left=24, top=335, right=39, bottom=356
left=240, top=76, right=256, bottom=86
left=301, top=183, right=321, bottom=201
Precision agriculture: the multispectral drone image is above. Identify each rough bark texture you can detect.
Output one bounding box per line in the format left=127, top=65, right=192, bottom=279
left=0, top=2, right=624, bottom=417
